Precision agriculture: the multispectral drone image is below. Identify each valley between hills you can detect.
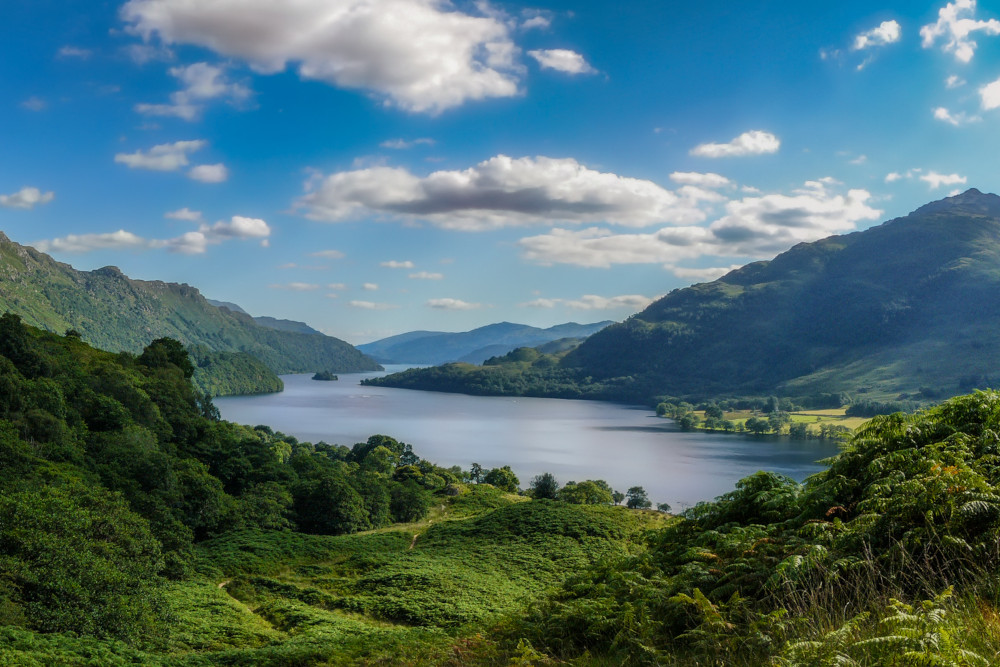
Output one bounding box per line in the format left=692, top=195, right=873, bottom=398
left=5, top=191, right=1000, bottom=665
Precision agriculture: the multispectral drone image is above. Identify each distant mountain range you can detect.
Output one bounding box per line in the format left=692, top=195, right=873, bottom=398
left=0, top=233, right=381, bottom=380
left=357, top=321, right=614, bottom=365
left=369, top=189, right=1000, bottom=403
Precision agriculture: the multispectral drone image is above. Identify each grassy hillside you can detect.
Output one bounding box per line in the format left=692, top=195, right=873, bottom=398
left=0, top=232, right=380, bottom=377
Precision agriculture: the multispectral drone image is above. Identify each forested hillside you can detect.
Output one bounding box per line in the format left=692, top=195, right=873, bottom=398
left=0, top=233, right=380, bottom=378
left=373, top=189, right=1000, bottom=405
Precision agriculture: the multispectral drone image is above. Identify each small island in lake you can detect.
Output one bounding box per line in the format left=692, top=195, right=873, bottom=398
left=312, top=370, right=339, bottom=381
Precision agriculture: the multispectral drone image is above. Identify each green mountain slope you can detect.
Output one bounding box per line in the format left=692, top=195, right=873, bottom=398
left=371, top=189, right=1000, bottom=403
left=0, top=232, right=380, bottom=376
left=358, top=320, right=614, bottom=364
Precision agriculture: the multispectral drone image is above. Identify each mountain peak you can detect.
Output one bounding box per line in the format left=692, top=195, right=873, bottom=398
left=910, top=188, right=1000, bottom=218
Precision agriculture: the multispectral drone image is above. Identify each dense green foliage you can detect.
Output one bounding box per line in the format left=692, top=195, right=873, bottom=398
left=188, top=345, right=284, bottom=396
left=372, top=190, right=1000, bottom=407
left=0, top=233, right=380, bottom=385
left=310, top=370, right=338, bottom=381
left=0, top=315, right=448, bottom=647
left=505, top=390, right=1000, bottom=664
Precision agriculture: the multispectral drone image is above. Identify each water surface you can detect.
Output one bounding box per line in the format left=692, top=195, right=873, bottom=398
left=216, top=368, right=841, bottom=509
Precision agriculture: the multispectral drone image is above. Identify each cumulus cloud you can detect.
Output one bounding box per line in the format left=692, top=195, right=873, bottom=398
left=204, top=215, right=270, bottom=238
left=921, top=0, right=1000, bottom=62
left=380, top=138, right=435, bottom=149
left=669, top=172, right=731, bottom=188
left=409, top=271, right=443, bottom=280
left=114, top=139, right=206, bottom=171
left=690, top=130, right=780, bottom=158
left=136, top=62, right=250, bottom=120
left=1, top=187, right=55, bottom=210
left=852, top=20, right=902, bottom=50
left=920, top=171, right=967, bottom=189
left=33, top=231, right=155, bottom=254
left=885, top=172, right=904, bottom=183
left=521, top=294, right=653, bottom=310
left=34, top=215, right=269, bottom=256
left=528, top=49, right=597, bottom=74
left=121, top=0, right=522, bottom=113
left=310, top=249, right=345, bottom=259
left=188, top=163, right=229, bottom=183
left=980, top=76, right=1000, bottom=109
left=380, top=260, right=415, bottom=269
left=165, top=207, right=202, bottom=221
left=299, top=154, right=708, bottom=230
left=350, top=300, right=397, bottom=310
left=427, top=298, right=481, bottom=310
left=518, top=180, right=881, bottom=268
left=362, top=282, right=378, bottom=291
left=933, top=106, right=980, bottom=125
left=269, top=282, right=320, bottom=291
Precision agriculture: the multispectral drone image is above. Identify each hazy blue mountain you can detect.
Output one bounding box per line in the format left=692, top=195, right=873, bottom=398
left=358, top=321, right=614, bottom=364
left=206, top=299, right=249, bottom=315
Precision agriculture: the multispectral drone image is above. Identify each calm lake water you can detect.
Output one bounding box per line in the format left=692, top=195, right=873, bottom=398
left=215, top=368, right=842, bottom=509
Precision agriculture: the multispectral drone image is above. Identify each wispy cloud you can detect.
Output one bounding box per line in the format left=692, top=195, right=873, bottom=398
left=427, top=298, right=481, bottom=310
left=1, top=187, right=55, bottom=210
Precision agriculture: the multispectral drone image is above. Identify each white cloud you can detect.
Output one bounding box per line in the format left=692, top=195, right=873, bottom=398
left=852, top=20, right=902, bottom=50
left=204, top=215, right=270, bottom=238
left=20, top=97, right=46, bottom=112
left=35, top=214, right=269, bottom=256
left=690, top=130, right=780, bottom=158
left=427, top=298, right=481, bottom=310
left=1, top=187, right=55, bottom=210
left=165, top=207, right=202, bottom=221
left=362, top=282, right=378, bottom=291
left=327, top=282, right=348, bottom=290
left=310, top=249, right=345, bottom=259
left=849, top=155, right=868, bottom=165
left=33, top=230, right=151, bottom=254
left=885, top=172, right=903, bottom=183
left=933, top=106, right=980, bottom=125
left=520, top=294, right=653, bottom=310
left=123, top=43, right=174, bottom=64
left=136, top=62, right=250, bottom=121
left=409, top=271, right=443, bottom=280
left=669, top=172, right=731, bottom=188
left=528, top=49, right=597, bottom=75
left=921, top=0, right=1000, bottom=62
left=122, top=0, right=522, bottom=113
left=380, top=260, right=415, bottom=269
left=670, top=265, right=743, bottom=281
left=188, top=163, right=229, bottom=183
left=164, top=231, right=209, bottom=254
left=270, top=282, right=320, bottom=291
left=946, top=74, right=966, bottom=88
left=979, top=76, right=1000, bottom=109
left=521, top=15, right=551, bottom=30
left=58, top=45, right=92, bottom=59
left=380, top=138, right=435, bottom=149
left=114, top=139, right=206, bottom=171
left=350, top=300, right=397, bottom=310
left=920, top=171, right=967, bottom=189
left=518, top=180, right=881, bottom=268
left=299, top=154, right=708, bottom=230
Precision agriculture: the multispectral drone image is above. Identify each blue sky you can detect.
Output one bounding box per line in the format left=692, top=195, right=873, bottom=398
left=3, top=0, right=1000, bottom=343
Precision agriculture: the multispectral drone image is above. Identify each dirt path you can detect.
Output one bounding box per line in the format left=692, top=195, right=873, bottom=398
left=409, top=521, right=431, bottom=550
